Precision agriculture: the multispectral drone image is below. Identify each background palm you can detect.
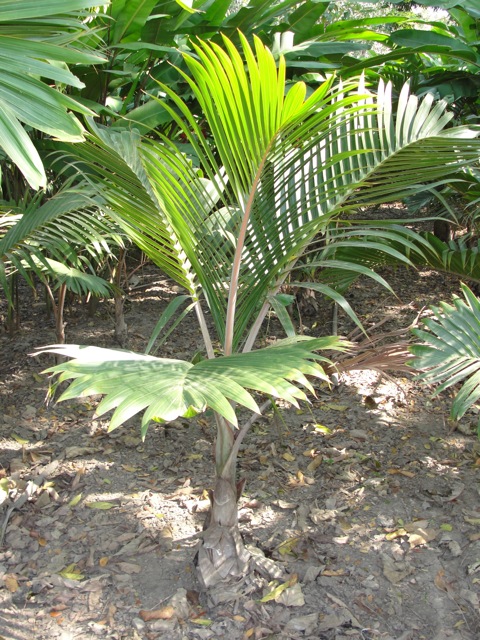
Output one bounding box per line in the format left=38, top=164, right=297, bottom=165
left=39, top=34, right=480, bottom=587
left=0, top=0, right=106, bottom=189
left=410, top=283, right=480, bottom=426
left=0, top=185, right=124, bottom=342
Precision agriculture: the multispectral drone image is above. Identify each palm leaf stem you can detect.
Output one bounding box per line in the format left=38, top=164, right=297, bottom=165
left=221, top=399, right=271, bottom=481
left=215, top=413, right=235, bottom=478
left=195, top=300, right=215, bottom=360
left=224, top=144, right=273, bottom=356
left=242, top=264, right=297, bottom=353
left=243, top=299, right=272, bottom=353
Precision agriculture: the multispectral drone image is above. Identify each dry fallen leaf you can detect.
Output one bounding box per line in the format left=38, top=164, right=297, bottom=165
left=385, top=528, right=407, bottom=541
left=139, top=605, right=175, bottom=621
left=276, top=582, right=305, bottom=607
left=114, top=562, right=141, bottom=574
left=404, top=519, right=429, bottom=532
left=407, top=528, right=438, bottom=548
left=313, top=424, right=332, bottom=434
left=382, top=553, right=412, bottom=584
left=387, top=468, right=415, bottom=478
left=277, top=537, right=301, bottom=556
left=434, top=568, right=448, bottom=592
left=322, top=569, right=347, bottom=577
left=273, top=500, right=297, bottom=510
left=285, top=613, right=319, bottom=633
left=190, top=618, right=212, bottom=626
left=68, top=493, right=83, bottom=507
left=64, top=446, right=95, bottom=459
left=260, top=575, right=298, bottom=602
left=322, top=403, right=348, bottom=411
left=4, top=575, right=19, bottom=593
left=58, top=564, right=84, bottom=581
left=306, top=456, right=323, bottom=472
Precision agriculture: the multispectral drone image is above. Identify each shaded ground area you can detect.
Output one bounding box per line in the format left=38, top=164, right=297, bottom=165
left=1, top=263, right=479, bottom=640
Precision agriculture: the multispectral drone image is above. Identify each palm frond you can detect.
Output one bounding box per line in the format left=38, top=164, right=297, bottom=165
left=309, top=226, right=480, bottom=293
left=147, top=39, right=480, bottom=348
left=37, top=336, right=350, bottom=436
left=61, top=35, right=480, bottom=354
left=0, top=186, right=124, bottom=301
left=42, top=259, right=113, bottom=298
left=410, top=283, right=480, bottom=421
left=0, top=0, right=106, bottom=187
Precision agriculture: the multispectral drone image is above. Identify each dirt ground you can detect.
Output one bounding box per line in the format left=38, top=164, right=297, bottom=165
left=0, top=261, right=479, bottom=640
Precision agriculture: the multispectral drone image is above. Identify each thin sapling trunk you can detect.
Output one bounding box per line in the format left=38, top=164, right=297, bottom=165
left=196, top=413, right=249, bottom=588
left=113, top=249, right=128, bottom=347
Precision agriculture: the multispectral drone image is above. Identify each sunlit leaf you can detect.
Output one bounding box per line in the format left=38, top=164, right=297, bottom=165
left=85, top=501, right=117, bottom=510
left=68, top=493, right=83, bottom=507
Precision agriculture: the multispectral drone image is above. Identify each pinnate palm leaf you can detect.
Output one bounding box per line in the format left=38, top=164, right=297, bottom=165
left=61, top=34, right=480, bottom=353
left=147, top=38, right=480, bottom=348
left=312, top=227, right=480, bottom=293
left=0, top=0, right=106, bottom=187
left=42, top=259, right=113, bottom=298
left=0, top=186, right=123, bottom=300
left=68, top=125, right=203, bottom=298
left=38, top=336, right=349, bottom=435
left=410, top=283, right=480, bottom=420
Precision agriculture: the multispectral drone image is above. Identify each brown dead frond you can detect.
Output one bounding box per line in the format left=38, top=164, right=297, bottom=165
left=327, top=313, right=422, bottom=376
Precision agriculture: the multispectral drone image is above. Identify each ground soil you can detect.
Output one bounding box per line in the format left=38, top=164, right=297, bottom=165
left=1, top=257, right=479, bottom=640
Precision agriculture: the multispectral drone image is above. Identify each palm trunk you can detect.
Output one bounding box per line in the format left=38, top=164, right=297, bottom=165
left=196, top=413, right=249, bottom=588
left=55, top=283, right=67, bottom=345
left=197, top=475, right=249, bottom=588
left=114, top=295, right=128, bottom=346
left=195, top=400, right=270, bottom=588
left=113, top=249, right=128, bottom=346
left=44, top=280, right=66, bottom=363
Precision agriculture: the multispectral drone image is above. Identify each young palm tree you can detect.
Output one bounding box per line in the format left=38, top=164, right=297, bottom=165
left=0, top=186, right=122, bottom=342
left=38, top=34, right=480, bottom=587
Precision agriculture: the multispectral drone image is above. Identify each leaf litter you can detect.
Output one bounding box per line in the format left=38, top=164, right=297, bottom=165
left=1, top=264, right=480, bottom=639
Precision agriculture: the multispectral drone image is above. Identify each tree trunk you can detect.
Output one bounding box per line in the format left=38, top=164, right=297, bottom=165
left=113, top=249, right=127, bottom=347
left=55, top=283, right=67, bottom=345
left=195, top=404, right=271, bottom=588
left=196, top=475, right=249, bottom=588
left=114, top=294, right=128, bottom=347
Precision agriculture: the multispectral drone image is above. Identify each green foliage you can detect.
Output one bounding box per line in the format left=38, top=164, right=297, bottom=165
left=0, top=1, right=106, bottom=188
left=0, top=186, right=123, bottom=303
left=17, top=6, right=480, bottom=585
left=37, top=33, right=480, bottom=433
left=410, top=283, right=480, bottom=421
left=40, top=336, right=348, bottom=436
left=62, top=40, right=480, bottom=357
left=312, top=226, right=480, bottom=294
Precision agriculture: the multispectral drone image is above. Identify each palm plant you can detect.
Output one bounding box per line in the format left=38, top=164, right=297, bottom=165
left=410, top=282, right=480, bottom=426
left=0, top=186, right=123, bottom=343
left=307, top=220, right=480, bottom=299
left=37, top=34, right=480, bottom=588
